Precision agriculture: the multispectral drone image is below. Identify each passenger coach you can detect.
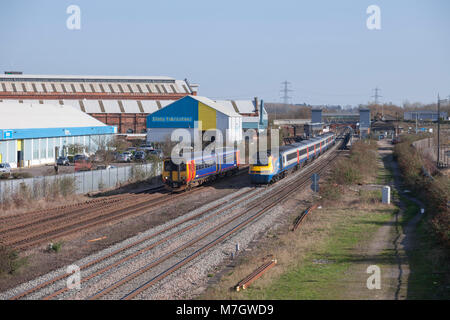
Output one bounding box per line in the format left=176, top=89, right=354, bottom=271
left=162, top=148, right=240, bottom=191
left=249, top=133, right=336, bottom=184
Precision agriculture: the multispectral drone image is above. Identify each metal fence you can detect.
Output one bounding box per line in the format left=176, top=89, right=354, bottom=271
left=0, top=163, right=162, bottom=203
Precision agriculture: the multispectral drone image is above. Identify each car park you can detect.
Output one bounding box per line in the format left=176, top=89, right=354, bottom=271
left=118, top=152, right=133, bottom=162
left=56, top=156, right=70, bottom=166
left=0, top=163, right=11, bottom=174
left=149, top=149, right=164, bottom=159
left=134, top=151, right=146, bottom=161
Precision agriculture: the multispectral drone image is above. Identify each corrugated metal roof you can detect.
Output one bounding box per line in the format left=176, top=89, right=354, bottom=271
left=191, top=96, right=241, bottom=117
left=215, top=99, right=257, bottom=114
left=0, top=102, right=108, bottom=129
left=0, top=74, right=176, bottom=81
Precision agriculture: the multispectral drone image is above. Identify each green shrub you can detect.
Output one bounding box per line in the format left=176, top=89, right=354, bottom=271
left=47, top=241, right=63, bottom=253
left=0, top=245, right=28, bottom=276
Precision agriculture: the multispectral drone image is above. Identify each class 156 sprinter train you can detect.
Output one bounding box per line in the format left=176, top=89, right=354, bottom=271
left=249, top=132, right=336, bottom=184
left=162, top=147, right=240, bottom=191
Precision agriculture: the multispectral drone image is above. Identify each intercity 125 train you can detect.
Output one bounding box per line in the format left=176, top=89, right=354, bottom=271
left=162, top=147, right=240, bottom=191
left=249, top=132, right=336, bottom=184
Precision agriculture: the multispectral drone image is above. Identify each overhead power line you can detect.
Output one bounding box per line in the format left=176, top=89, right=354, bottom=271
left=280, top=81, right=293, bottom=105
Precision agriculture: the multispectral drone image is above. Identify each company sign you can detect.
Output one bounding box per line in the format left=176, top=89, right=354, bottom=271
left=2, top=130, right=13, bottom=140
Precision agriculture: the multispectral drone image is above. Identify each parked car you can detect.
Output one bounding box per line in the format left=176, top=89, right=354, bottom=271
left=56, top=156, right=70, bottom=166
left=0, top=163, right=11, bottom=174
left=74, top=154, right=89, bottom=162
left=134, top=151, right=146, bottom=161
left=118, top=152, right=133, bottom=162
left=149, top=149, right=164, bottom=159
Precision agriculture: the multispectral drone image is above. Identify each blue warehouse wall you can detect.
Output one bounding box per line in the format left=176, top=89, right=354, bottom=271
left=0, top=126, right=116, bottom=141
left=147, top=96, right=198, bottom=129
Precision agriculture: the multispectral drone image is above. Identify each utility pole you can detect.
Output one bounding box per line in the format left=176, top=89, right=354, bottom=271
left=280, top=81, right=292, bottom=106
left=437, top=94, right=441, bottom=168
left=372, top=87, right=383, bottom=117
left=436, top=95, right=449, bottom=168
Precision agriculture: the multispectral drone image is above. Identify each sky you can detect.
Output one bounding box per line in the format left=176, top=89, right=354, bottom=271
left=0, top=0, right=449, bottom=106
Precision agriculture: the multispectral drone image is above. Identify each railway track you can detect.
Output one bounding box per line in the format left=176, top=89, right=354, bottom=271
left=1, top=167, right=249, bottom=250
left=0, top=186, right=206, bottom=250
left=5, top=144, right=344, bottom=300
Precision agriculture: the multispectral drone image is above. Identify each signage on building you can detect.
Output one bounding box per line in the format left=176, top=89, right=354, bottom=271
left=2, top=130, right=13, bottom=139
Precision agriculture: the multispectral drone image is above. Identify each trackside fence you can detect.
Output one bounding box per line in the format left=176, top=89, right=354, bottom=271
left=0, top=163, right=162, bottom=204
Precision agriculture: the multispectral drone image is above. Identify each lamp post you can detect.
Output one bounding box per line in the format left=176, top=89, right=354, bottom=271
left=437, top=95, right=449, bottom=168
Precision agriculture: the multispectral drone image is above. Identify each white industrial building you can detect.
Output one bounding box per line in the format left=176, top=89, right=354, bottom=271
left=0, top=102, right=116, bottom=168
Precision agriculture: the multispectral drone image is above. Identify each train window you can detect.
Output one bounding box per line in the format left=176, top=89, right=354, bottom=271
left=299, top=148, right=307, bottom=156
left=286, top=152, right=297, bottom=161
left=164, top=161, right=176, bottom=171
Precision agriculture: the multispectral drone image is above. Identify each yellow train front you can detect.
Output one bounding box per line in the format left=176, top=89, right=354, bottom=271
left=162, top=148, right=240, bottom=191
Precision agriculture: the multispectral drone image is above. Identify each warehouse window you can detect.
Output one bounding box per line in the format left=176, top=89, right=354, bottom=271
left=40, top=138, right=47, bottom=159
left=33, top=139, right=39, bottom=160
left=48, top=138, right=54, bottom=159
left=24, top=140, right=32, bottom=161
left=7, top=140, right=15, bottom=162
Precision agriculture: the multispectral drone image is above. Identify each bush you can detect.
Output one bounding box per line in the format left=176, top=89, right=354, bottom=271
left=0, top=245, right=28, bottom=276
left=47, top=241, right=63, bottom=253
left=0, top=173, right=10, bottom=180
left=320, top=182, right=342, bottom=201
left=394, top=135, right=450, bottom=248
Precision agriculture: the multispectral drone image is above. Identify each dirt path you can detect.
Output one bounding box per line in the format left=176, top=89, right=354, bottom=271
left=338, top=139, right=423, bottom=300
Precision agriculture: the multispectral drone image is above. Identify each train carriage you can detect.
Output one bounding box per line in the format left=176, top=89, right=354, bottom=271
left=249, top=132, right=336, bottom=184
left=162, top=147, right=240, bottom=191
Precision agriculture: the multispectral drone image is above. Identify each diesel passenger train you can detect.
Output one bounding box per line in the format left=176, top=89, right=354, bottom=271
left=249, top=132, right=336, bottom=184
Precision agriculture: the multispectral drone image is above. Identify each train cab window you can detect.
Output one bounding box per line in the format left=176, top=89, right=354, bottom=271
left=164, top=161, right=186, bottom=171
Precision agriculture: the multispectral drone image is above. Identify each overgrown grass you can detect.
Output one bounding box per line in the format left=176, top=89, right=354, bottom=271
left=321, top=140, right=379, bottom=201
left=242, top=206, right=394, bottom=299
left=394, top=135, right=450, bottom=248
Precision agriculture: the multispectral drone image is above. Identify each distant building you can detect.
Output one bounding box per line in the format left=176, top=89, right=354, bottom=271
left=404, top=111, right=447, bottom=122
left=0, top=74, right=196, bottom=134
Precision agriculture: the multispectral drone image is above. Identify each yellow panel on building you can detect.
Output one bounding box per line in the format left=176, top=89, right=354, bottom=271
left=198, top=102, right=217, bottom=130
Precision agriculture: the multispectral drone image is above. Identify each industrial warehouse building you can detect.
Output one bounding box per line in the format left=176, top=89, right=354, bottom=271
left=146, top=96, right=243, bottom=143
left=0, top=102, right=116, bottom=168
left=0, top=74, right=197, bottom=134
